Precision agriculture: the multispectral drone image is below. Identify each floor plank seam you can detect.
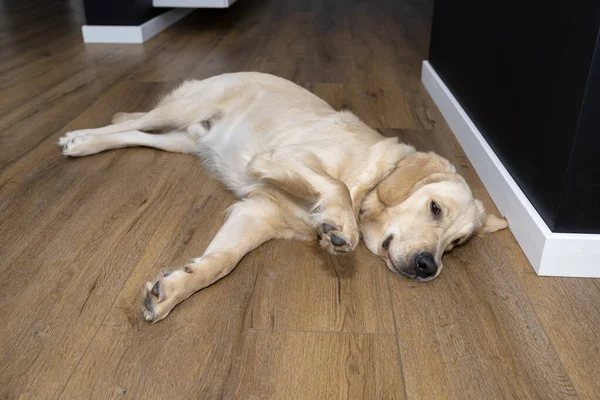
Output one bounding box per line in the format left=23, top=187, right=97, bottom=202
left=220, top=247, right=268, bottom=397
left=248, top=327, right=395, bottom=336
left=386, top=272, right=409, bottom=400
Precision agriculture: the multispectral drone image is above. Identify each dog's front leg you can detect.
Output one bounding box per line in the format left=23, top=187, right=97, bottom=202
left=142, top=197, right=282, bottom=323
left=249, top=149, right=359, bottom=255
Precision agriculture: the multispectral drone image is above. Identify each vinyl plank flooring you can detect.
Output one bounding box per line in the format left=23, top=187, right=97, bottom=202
left=389, top=234, right=577, bottom=399
left=0, top=53, right=145, bottom=169
left=187, top=3, right=278, bottom=80
left=0, top=81, right=193, bottom=398
left=515, top=255, right=600, bottom=399
left=58, top=183, right=257, bottom=400
left=1, top=153, right=175, bottom=398
left=0, top=81, right=169, bottom=259
left=251, top=242, right=395, bottom=334
left=234, top=330, right=405, bottom=399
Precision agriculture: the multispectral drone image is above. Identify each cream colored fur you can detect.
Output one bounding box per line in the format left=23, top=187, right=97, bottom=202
left=58, top=72, right=507, bottom=322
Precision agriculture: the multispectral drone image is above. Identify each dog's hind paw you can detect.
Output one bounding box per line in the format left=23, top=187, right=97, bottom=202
left=58, top=134, right=97, bottom=157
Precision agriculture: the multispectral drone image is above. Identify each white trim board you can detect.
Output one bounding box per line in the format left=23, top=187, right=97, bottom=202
left=82, top=8, right=192, bottom=44
left=153, top=0, right=237, bottom=8
left=421, top=60, right=600, bottom=278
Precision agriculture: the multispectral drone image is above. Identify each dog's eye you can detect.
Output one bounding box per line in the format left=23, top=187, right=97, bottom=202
left=382, top=235, right=393, bottom=249
left=452, top=238, right=461, bottom=246
left=430, top=201, right=441, bottom=216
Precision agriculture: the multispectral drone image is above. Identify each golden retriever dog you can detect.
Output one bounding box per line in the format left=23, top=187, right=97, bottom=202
left=58, top=72, right=508, bottom=322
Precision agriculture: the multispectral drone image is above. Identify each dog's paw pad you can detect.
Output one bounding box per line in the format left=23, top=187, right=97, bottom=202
left=151, top=281, right=163, bottom=300
left=318, top=222, right=356, bottom=255
left=321, top=224, right=348, bottom=247
left=329, top=234, right=347, bottom=247
left=144, top=294, right=155, bottom=312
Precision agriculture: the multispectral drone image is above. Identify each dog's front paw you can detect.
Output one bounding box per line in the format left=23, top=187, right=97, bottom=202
left=317, top=207, right=359, bottom=255
left=141, top=267, right=192, bottom=323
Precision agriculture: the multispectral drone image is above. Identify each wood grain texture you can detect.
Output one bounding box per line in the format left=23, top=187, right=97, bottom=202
left=1, top=0, right=599, bottom=398
left=251, top=242, right=395, bottom=334
left=389, top=237, right=577, bottom=399
left=514, top=254, right=600, bottom=400
left=234, top=330, right=405, bottom=400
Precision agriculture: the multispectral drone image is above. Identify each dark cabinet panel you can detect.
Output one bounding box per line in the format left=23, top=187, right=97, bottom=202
left=554, top=39, right=600, bottom=233
left=429, top=0, right=600, bottom=233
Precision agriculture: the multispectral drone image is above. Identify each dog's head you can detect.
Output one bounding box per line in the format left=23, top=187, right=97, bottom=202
left=359, top=152, right=507, bottom=282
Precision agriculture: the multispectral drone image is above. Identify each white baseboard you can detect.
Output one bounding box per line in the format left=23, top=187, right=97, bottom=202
left=82, top=8, right=193, bottom=44
left=421, top=60, right=600, bottom=278
left=153, top=0, right=237, bottom=8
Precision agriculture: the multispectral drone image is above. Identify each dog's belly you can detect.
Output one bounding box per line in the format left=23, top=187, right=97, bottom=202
left=194, top=106, right=276, bottom=196
left=188, top=83, right=369, bottom=198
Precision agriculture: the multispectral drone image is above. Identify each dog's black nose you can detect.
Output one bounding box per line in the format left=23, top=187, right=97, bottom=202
left=415, top=252, right=437, bottom=278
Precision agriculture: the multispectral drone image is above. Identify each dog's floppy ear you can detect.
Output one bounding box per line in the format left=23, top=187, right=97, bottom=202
left=474, top=199, right=509, bottom=236
left=376, top=153, right=452, bottom=207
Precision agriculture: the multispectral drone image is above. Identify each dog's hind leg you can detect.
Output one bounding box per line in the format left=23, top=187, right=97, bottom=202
left=60, top=129, right=201, bottom=157
left=111, top=112, right=147, bottom=124
left=142, top=196, right=289, bottom=323
left=59, top=107, right=185, bottom=142
left=63, top=76, right=243, bottom=142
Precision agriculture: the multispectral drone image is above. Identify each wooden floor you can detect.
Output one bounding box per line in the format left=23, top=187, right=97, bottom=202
left=1, top=0, right=599, bottom=398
